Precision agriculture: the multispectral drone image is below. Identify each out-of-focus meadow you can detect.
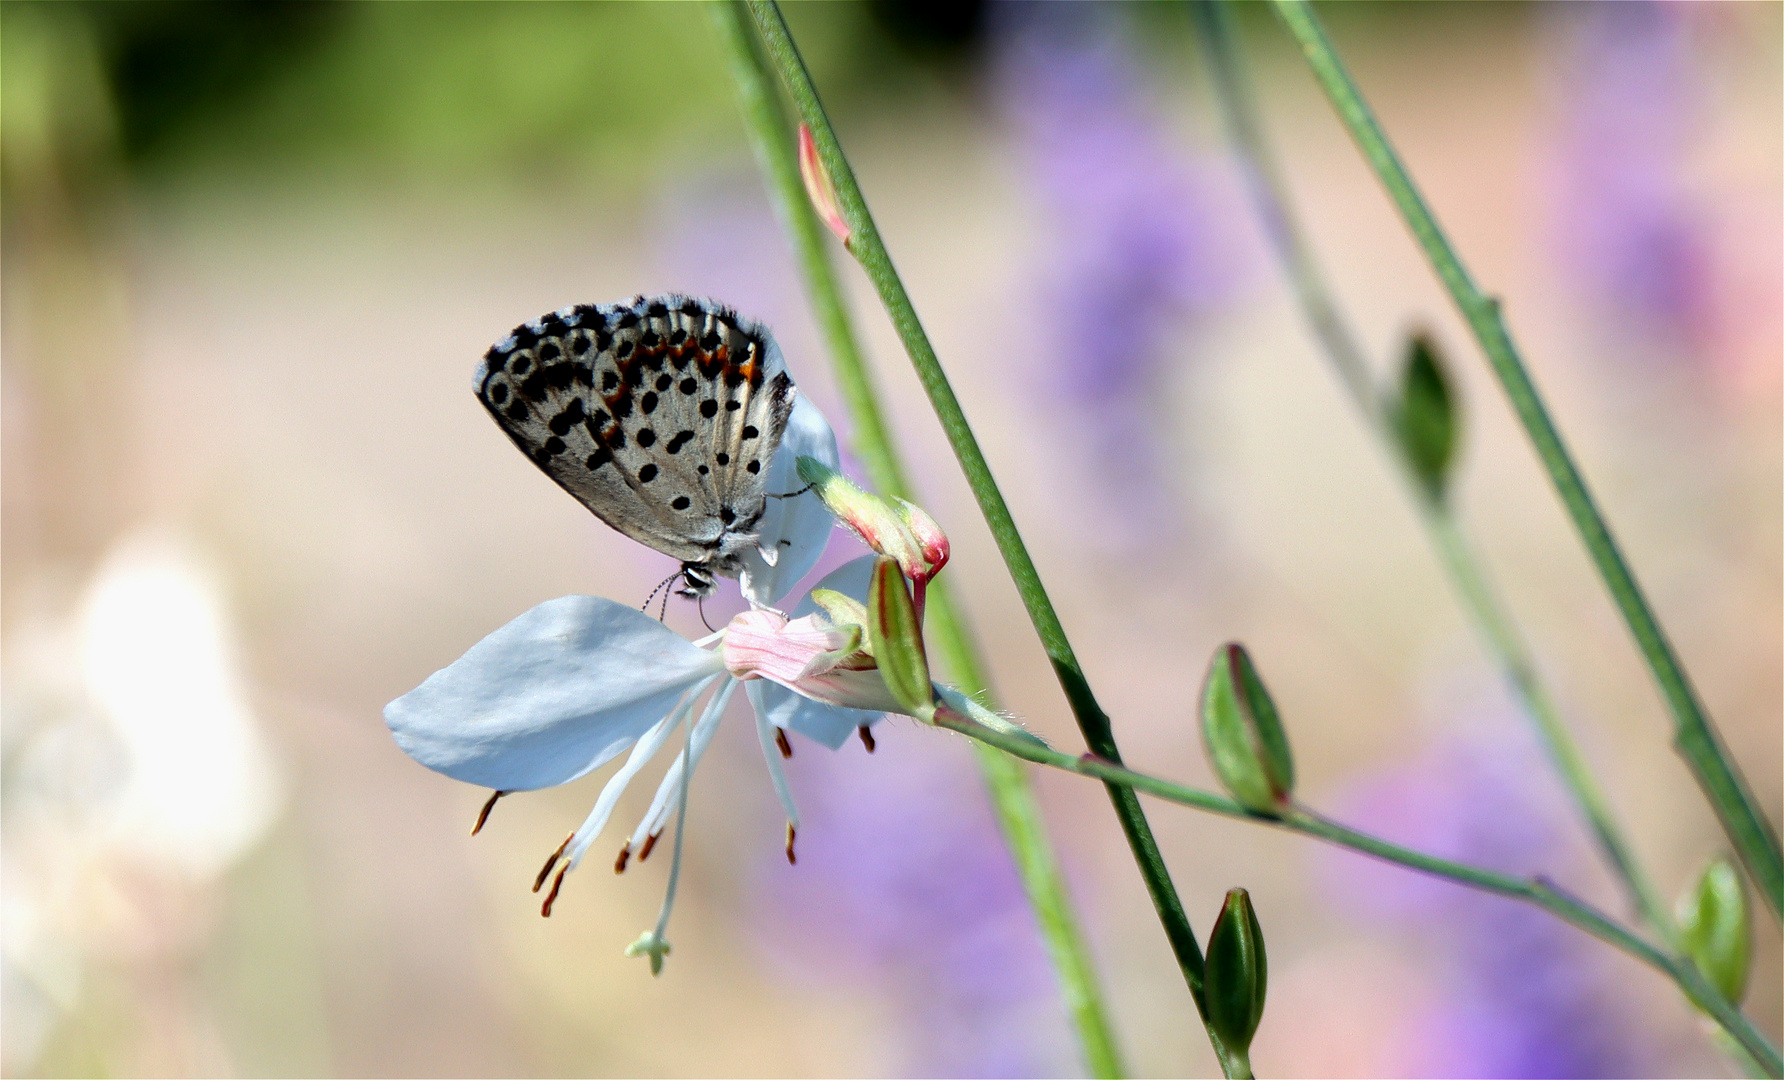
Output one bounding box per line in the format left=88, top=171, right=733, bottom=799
left=3, top=2, right=1778, bottom=1076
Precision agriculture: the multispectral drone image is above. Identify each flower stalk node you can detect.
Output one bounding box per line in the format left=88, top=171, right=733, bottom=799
left=798, top=123, right=850, bottom=248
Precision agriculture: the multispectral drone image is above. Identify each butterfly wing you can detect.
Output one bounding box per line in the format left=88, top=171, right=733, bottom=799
left=475, top=295, right=792, bottom=572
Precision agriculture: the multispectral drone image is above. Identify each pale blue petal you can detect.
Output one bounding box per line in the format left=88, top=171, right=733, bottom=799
left=790, top=555, right=877, bottom=617
left=385, top=596, right=725, bottom=791
left=750, top=678, right=879, bottom=750
left=740, top=395, right=840, bottom=607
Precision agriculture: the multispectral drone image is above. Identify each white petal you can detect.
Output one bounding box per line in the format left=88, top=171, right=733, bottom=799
left=384, top=596, right=725, bottom=791
left=740, top=395, right=840, bottom=607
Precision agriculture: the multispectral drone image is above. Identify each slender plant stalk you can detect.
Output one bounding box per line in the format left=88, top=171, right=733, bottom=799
left=1268, top=0, right=1782, bottom=918
left=930, top=690, right=1784, bottom=1077
left=741, top=2, right=1249, bottom=1073
left=1188, top=0, right=1676, bottom=942
left=708, top=5, right=1125, bottom=1075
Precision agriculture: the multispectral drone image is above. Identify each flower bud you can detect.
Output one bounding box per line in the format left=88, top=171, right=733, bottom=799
left=1394, top=331, right=1460, bottom=503
left=892, top=497, right=950, bottom=581
left=866, top=556, right=934, bottom=722
left=798, top=123, right=850, bottom=247
left=797, top=456, right=947, bottom=585
left=1677, top=856, right=1750, bottom=1006
left=1204, top=888, right=1268, bottom=1058
left=1200, top=643, right=1294, bottom=814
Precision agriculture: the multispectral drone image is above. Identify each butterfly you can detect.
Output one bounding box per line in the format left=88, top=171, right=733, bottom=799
left=475, top=295, right=797, bottom=599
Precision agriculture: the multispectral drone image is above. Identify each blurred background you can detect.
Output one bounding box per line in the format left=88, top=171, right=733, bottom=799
left=3, top=1, right=1779, bottom=1076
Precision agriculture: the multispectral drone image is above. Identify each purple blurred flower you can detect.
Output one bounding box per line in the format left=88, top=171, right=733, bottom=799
left=1549, top=3, right=1713, bottom=349
left=992, top=2, right=1248, bottom=542
left=1322, top=723, right=1657, bottom=1078
left=750, top=731, right=1071, bottom=1077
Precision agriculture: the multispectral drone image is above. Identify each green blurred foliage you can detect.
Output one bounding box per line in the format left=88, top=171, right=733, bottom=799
left=4, top=1, right=933, bottom=196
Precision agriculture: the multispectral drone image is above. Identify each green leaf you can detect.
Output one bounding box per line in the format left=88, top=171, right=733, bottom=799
left=866, top=556, right=934, bottom=721
left=1199, top=643, right=1295, bottom=813
left=1395, top=332, right=1459, bottom=502
left=1204, top=888, right=1268, bottom=1056
left=1677, top=856, right=1751, bottom=1005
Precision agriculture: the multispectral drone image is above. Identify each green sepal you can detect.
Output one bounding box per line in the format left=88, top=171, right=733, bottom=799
left=809, top=588, right=870, bottom=650
left=1677, top=856, right=1751, bottom=1006
left=1395, top=332, right=1460, bottom=502
left=1204, top=888, right=1268, bottom=1056
left=866, top=556, right=934, bottom=721
left=1200, top=643, right=1295, bottom=813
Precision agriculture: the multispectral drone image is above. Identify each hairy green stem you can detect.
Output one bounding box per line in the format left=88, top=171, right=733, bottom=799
left=742, top=1, right=1237, bottom=1070
left=1189, top=0, right=1675, bottom=942
left=1268, top=0, right=1782, bottom=917
left=709, top=4, right=1124, bottom=1074
left=931, top=691, right=1783, bottom=1077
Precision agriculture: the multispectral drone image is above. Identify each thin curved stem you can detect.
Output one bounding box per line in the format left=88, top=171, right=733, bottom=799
left=742, top=1, right=1234, bottom=1069
left=931, top=691, right=1783, bottom=1077
left=1189, top=0, right=1675, bottom=943
left=709, top=4, right=1124, bottom=1075
left=1268, top=0, right=1782, bottom=919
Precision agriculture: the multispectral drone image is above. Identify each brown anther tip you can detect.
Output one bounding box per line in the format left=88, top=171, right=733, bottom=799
left=472, top=790, right=507, bottom=836
left=533, top=832, right=573, bottom=892
left=540, top=864, right=568, bottom=917
left=775, top=728, right=793, bottom=759
left=784, top=823, right=797, bottom=865
left=614, top=845, right=631, bottom=874
left=857, top=726, right=876, bottom=753
left=637, top=831, right=660, bottom=863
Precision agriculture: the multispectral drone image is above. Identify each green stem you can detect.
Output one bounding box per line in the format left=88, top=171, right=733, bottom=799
left=743, top=1, right=1234, bottom=1070
left=710, top=5, right=1124, bottom=1075
left=1189, top=0, right=1675, bottom=943
left=931, top=691, right=1784, bottom=1078
left=1268, top=0, right=1782, bottom=919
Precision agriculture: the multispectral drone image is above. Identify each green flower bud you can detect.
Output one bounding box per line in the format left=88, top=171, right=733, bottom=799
left=1204, top=888, right=1268, bottom=1057
left=866, top=556, right=934, bottom=721
left=1394, top=332, right=1460, bottom=502
left=1200, top=643, right=1294, bottom=814
left=1677, top=856, right=1750, bottom=1006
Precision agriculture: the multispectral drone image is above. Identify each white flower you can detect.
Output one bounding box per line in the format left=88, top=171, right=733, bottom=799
left=384, top=398, right=891, bottom=972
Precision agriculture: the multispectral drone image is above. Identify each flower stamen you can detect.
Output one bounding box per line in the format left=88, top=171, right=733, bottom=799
left=541, top=862, right=569, bottom=917
left=785, top=822, right=797, bottom=865
left=775, top=728, right=793, bottom=759
left=858, top=726, right=876, bottom=753
left=472, top=789, right=507, bottom=835
left=614, top=844, right=631, bottom=874
left=637, top=831, right=661, bottom=863
left=534, top=832, right=573, bottom=892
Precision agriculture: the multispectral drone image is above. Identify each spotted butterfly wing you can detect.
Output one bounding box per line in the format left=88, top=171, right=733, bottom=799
left=475, top=295, right=796, bottom=592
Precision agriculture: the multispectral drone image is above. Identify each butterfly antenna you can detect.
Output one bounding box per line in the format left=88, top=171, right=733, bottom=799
left=698, top=594, right=716, bottom=634
left=642, top=571, right=680, bottom=621
left=768, top=484, right=813, bottom=500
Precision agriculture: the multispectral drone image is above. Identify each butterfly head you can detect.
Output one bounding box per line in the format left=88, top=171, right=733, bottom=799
left=675, top=562, right=718, bottom=600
